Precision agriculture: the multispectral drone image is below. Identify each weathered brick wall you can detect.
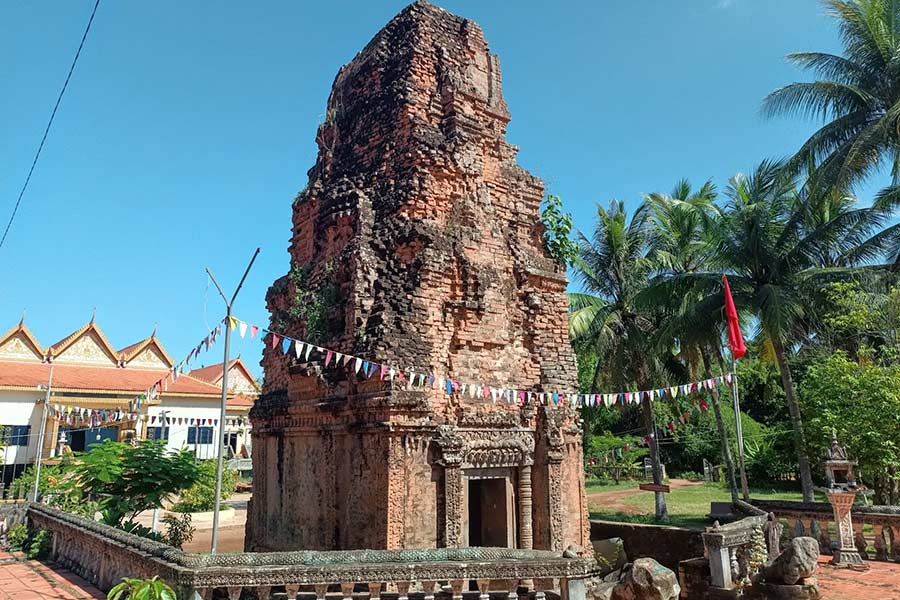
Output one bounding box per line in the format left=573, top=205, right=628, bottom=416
left=251, top=0, right=587, bottom=554
left=261, top=0, right=576, bottom=396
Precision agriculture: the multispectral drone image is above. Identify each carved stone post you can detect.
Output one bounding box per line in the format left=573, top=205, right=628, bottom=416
left=702, top=530, right=733, bottom=590
left=875, top=525, right=887, bottom=561
left=545, top=419, right=566, bottom=552
left=518, top=464, right=533, bottom=550
left=829, top=489, right=865, bottom=566
left=435, top=426, right=465, bottom=548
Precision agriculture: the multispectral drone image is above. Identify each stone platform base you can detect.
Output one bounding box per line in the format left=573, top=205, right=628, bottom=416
left=832, top=549, right=869, bottom=569
left=751, top=578, right=820, bottom=599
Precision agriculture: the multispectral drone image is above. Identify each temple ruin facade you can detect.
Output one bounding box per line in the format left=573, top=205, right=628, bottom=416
left=247, top=1, right=588, bottom=553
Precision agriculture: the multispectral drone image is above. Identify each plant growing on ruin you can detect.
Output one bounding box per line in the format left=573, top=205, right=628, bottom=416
left=540, top=195, right=578, bottom=266
left=24, top=529, right=51, bottom=560
left=6, top=524, right=27, bottom=551
left=107, top=576, right=176, bottom=600
left=288, top=263, right=342, bottom=344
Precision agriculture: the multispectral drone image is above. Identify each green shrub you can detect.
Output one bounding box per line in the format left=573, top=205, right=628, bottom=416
left=24, top=529, right=52, bottom=560
left=172, top=461, right=237, bottom=513
left=108, top=576, right=176, bottom=600
left=7, top=523, right=27, bottom=551
left=118, top=520, right=164, bottom=544
left=161, top=513, right=194, bottom=549
left=679, top=470, right=704, bottom=482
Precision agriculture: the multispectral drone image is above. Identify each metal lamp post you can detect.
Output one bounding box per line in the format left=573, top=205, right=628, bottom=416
left=205, top=248, right=259, bottom=553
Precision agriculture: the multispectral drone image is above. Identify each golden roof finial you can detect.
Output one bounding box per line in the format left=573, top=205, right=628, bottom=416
left=19, top=308, right=26, bottom=326
left=151, top=322, right=158, bottom=338
left=90, top=307, right=96, bottom=323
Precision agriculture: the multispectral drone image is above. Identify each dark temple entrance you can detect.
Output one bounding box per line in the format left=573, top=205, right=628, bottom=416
left=466, top=478, right=510, bottom=547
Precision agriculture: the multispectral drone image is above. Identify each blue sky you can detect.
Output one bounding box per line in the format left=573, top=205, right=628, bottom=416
left=0, top=0, right=874, bottom=376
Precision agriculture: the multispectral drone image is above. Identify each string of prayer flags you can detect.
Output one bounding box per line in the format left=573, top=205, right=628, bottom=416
left=232, top=316, right=734, bottom=412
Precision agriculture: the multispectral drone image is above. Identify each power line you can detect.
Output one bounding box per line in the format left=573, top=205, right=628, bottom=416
left=0, top=0, right=102, bottom=250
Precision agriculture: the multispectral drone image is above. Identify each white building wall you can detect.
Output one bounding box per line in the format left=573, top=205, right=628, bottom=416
left=148, top=397, right=222, bottom=461
left=0, top=390, right=44, bottom=466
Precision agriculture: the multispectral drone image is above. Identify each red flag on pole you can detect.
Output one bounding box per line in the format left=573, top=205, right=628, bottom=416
left=723, top=275, right=747, bottom=359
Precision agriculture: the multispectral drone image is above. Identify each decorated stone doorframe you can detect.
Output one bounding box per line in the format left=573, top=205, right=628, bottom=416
left=434, top=425, right=535, bottom=549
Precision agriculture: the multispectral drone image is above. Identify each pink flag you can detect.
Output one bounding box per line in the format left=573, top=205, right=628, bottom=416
left=325, top=351, right=334, bottom=367
left=271, top=334, right=281, bottom=349
left=250, top=325, right=259, bottom=339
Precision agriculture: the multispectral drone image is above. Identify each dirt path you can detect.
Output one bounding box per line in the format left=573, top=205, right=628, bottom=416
left=586, top=479, right=705, bottom=513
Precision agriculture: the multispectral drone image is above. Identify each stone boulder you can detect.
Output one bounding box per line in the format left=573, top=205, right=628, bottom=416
left=610, top=558, right=681, bottom=600
left=762, top=537, right=820, bottom=585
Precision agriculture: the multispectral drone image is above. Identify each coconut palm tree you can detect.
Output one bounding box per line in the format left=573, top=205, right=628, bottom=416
left=569, top=200, right=670, bottom=521
left=642, top=181, right=744, bottom=503
left=683, top=159, right=886, bottom=501
left=763, top=0, right=900, bottom=189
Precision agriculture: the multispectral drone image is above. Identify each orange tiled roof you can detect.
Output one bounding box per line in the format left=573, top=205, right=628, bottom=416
left=118, top=335, right=174, bottom=366
left=0, top=361, right=222, bottom=396
left=190, top=358, right=259, bottom=391
left=227, top=394, right=255, bottom=408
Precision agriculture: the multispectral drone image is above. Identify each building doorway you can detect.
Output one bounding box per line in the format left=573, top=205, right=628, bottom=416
left=63, top=426, right=118, bottom=452
left=467, top=478, right=509, bottom=547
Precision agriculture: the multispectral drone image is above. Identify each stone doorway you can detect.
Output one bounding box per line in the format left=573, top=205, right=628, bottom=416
left=463, top=470, right=516, bottom=548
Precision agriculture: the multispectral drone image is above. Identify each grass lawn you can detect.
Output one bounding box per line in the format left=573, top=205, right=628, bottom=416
left=587, top=480, right=808, bottom=530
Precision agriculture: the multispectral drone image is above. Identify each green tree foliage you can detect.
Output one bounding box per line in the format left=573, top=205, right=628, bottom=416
left=12, top=461, right=97, bottom=517
left=799, top=352, right=900, bottom=503
left=73, top=440, right=201, bottom=526
left=107, top=576, right=176, bottom=600
left=171, top=460, right=237, bottom=513
left=586, top=432, right=648, bottom=483
left=541, top=195, right=579, bottom=266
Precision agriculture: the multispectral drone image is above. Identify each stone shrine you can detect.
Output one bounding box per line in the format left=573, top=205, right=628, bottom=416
left=247, top=1, right=588, bottom=553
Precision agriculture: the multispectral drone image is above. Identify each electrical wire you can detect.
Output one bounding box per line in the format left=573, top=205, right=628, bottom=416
left=0, top=0, right=102, bottom=250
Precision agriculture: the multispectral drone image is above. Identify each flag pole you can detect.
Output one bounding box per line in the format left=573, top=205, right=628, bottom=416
left=722, top=275, right=750, bottom=502
left=731, top=355, right=750, bottom=501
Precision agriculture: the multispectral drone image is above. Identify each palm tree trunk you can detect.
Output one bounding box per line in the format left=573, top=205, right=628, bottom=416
left=701, top=347, right=739, bottom=504
left=770, top=336, right=815, bottom=502
left=637, top=363, right=668, bottom=522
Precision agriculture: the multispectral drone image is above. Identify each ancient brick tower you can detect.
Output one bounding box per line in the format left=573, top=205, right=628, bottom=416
left=247, top=1, right=588, bottom=553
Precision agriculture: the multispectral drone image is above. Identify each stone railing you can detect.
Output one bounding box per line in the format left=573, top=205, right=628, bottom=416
left=752, top=499, right=900, bottom=562
left=23, top=503, right=598, bottom=600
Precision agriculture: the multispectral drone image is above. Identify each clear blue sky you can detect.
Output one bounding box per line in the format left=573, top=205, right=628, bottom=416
left=0, top=0, right=874, bottom=376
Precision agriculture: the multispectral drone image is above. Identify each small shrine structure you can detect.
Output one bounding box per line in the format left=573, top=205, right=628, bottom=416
left=823, top=431, right=866, bottom=568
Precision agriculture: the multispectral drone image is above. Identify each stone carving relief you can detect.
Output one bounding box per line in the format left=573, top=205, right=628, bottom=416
left=433, top=425, right=535, bottom=469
